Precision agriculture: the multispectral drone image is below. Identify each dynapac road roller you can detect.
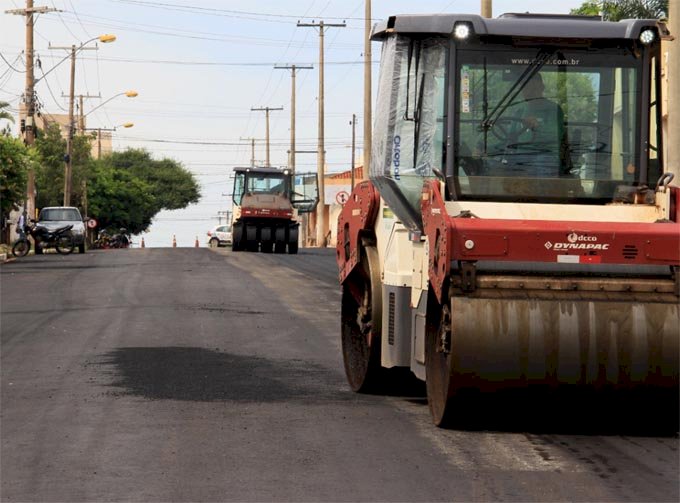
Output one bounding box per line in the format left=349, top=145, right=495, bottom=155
left=337, top=12, right=679, bottom=426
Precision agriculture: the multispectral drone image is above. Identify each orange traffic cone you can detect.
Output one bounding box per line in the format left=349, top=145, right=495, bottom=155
left=195, top=236, right=199, bottom=248
left=172, top=235, right=177, bottom=248
left=141, top=237, right=145, bottom=248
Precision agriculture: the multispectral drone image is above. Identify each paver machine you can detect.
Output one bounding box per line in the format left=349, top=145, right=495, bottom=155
left=231, top=167, right=318, bottom=254
left=337, top=12, right=679, bottom=426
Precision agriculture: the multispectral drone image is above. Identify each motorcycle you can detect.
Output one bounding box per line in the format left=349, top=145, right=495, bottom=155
left=92, top=229, right=130, bottom=249
left=11, top=223, right=75, bottom=257
left=110, top=229, right=130, bottom=249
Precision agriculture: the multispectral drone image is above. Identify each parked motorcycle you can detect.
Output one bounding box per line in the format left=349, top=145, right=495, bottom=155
left=110, top=229, right=130, bottom=249
left=92, top=229, right=130, bottom=249
left=11, top=223, right=75, bottom=257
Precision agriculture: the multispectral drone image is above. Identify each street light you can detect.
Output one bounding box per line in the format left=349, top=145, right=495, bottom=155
left=83, top=91, right=138, bottom=119
left=64, top=90, right=137, bottom=206
left=57, top=34, right=117, bottom=206
left=40, top=35, right=116, bottom=84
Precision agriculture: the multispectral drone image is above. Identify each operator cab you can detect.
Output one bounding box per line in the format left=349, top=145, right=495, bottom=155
left=231, top=167, right=319, bottom=213
left=233, top=167, right=291, bottom=205
left=370, top=13, right=669, bottom=231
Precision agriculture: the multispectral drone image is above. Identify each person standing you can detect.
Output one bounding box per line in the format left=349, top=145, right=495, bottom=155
left=16, top=209, right=28, bottom=239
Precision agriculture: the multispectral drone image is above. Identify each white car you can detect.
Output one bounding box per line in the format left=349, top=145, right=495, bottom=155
left=207, top=225, right=232, bottom=247
left=36, top=206, right=87, bottom=254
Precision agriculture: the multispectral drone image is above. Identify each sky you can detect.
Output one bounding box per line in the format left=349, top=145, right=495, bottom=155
left=1, top=0, right=585, bottom=247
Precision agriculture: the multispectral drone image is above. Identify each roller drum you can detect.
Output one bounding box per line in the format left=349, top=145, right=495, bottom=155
left=449, top=296, right=679, bottom=391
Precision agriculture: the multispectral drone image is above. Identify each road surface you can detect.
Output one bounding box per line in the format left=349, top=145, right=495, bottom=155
left=1, top=248, right=677, bottom=502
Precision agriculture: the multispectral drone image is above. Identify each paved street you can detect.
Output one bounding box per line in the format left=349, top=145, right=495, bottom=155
left=1, top=248, right=678, bottom=502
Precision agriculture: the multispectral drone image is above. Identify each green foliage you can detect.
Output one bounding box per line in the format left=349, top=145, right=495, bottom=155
left=89, top=149, right=199, bottom=233
left=33, top=125, right=95, bottom=208
left=87, top=163, right=156, bottom=235
left=34, top=124, right=66, bottom=208
left=100, top=149, right=200, bottom=212
left=571, top=0, right=668, bottom=21
left=69, top=133, right=97, bottom=209
left=1, top=101, right=15, bottom=137
left=0, top=136, right=31, bottom=215
left=31, top=126, right=199, bottom=234
left=571, top=1, right=602, bottom=16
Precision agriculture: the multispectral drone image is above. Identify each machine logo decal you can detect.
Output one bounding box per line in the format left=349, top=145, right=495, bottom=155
left=554, top=242, right=610, bottom=250
left=393, top=135, right=401, bottom=180
left=567, top=233, right=597, bottom=243
left=545, top=240, right=610, bottom=251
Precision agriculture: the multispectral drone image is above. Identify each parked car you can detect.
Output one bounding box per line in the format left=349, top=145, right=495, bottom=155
left=207, top=225, right=232, bottom=247
left=36, top=206, right=86, bottom=254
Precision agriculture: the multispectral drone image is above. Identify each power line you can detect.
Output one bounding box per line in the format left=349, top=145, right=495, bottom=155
left=110, top=0, right=366, bottom=21
left=0, top=51, right=25, bottom=73
left=68, top=0, right=93, bottom=39
left=1, top=50, right=377, bottom=67
left=37, top=65, right=68, bottom=111
left=42, top=13, right=362, bottom=48
left=51, top=0, right=79, bottom=40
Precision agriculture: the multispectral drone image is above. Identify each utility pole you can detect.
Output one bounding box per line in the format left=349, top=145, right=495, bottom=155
left=364, top=0, right=372, bottom=190
left=350, top=114, right=356, bottom=189
left=298, top=20, right=346, bottom=247
left=49, top=43, right=98, bottom=206
left=6, top=1, right=58, bottom=218
left=64, top=45, right=76, bottom=206
left=217, top=210, right=231, bottom=226
left=240, top=137, right=262, bottom=167
left=275, top=64, right=313, bottom=175
left=72, top=93, right=100, bottom=133
left=481, top=0, right=492, bottom=18
left=250, top=106, right=283, bottom=167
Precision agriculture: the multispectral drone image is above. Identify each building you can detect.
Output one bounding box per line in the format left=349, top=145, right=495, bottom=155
left=304, top=162, right=365, bottom=248
left=17, top=104, right=112, bottom=158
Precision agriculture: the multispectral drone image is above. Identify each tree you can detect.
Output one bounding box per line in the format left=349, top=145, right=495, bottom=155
left=33, top=124, right=93, bottom=209
left=99, top=149, right=200, bottom=214
left=0, top=136, right=31, bottom=217
left=87, top=163, right=156, bottom=235
left=571, top=0, right=668, bottom=21
left=88, top=149, right=200, bottom=234
left=31, top=134, right=200, bottom=234
left=34, top=124, right=66, bottom=208
left=0, top=101, right=15, bottom=137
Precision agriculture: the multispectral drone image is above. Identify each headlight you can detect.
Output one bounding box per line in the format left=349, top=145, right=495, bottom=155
left=454, top=23, right=471, bottom=40
left=639, top=29, right=656, bottom=45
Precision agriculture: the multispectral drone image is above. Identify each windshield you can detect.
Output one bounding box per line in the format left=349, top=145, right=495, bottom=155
left=232, top=171, right=289, bottom=205
left=39, top=208, right=81, bottom=221
left=454, top=45, right=647, bottom=203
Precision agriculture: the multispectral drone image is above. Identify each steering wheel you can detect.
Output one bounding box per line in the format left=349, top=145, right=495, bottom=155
left=490, top=116, right=529, bottom=144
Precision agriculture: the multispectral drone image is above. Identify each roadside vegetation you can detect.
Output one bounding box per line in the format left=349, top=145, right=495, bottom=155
left=571, top=0, right=668, bottom=20
left=0, top=136, right=31, bottom=219
left=1, top=121, right=200, bottom=240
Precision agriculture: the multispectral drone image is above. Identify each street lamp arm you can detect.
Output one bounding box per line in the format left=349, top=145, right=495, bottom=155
left=83, top=91, right=138, bottom=118
left=83, top=122, right=134, bottom=132
left=37, top=35, right=116, bottom=84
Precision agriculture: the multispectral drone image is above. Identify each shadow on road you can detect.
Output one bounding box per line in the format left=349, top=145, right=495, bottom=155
left=406, top=387, right=679, bottom=436
left=99, top=346, right=350, bottom=403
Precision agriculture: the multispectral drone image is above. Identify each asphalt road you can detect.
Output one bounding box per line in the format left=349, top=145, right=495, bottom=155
left=1, top=247, right=678, bottom=502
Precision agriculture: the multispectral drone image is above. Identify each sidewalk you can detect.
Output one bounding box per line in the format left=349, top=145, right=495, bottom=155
left=1, top=244, right=13, bottom=263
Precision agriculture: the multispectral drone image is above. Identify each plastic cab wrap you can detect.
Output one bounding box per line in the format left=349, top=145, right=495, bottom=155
left=370, top=36, right=447, bottom=232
